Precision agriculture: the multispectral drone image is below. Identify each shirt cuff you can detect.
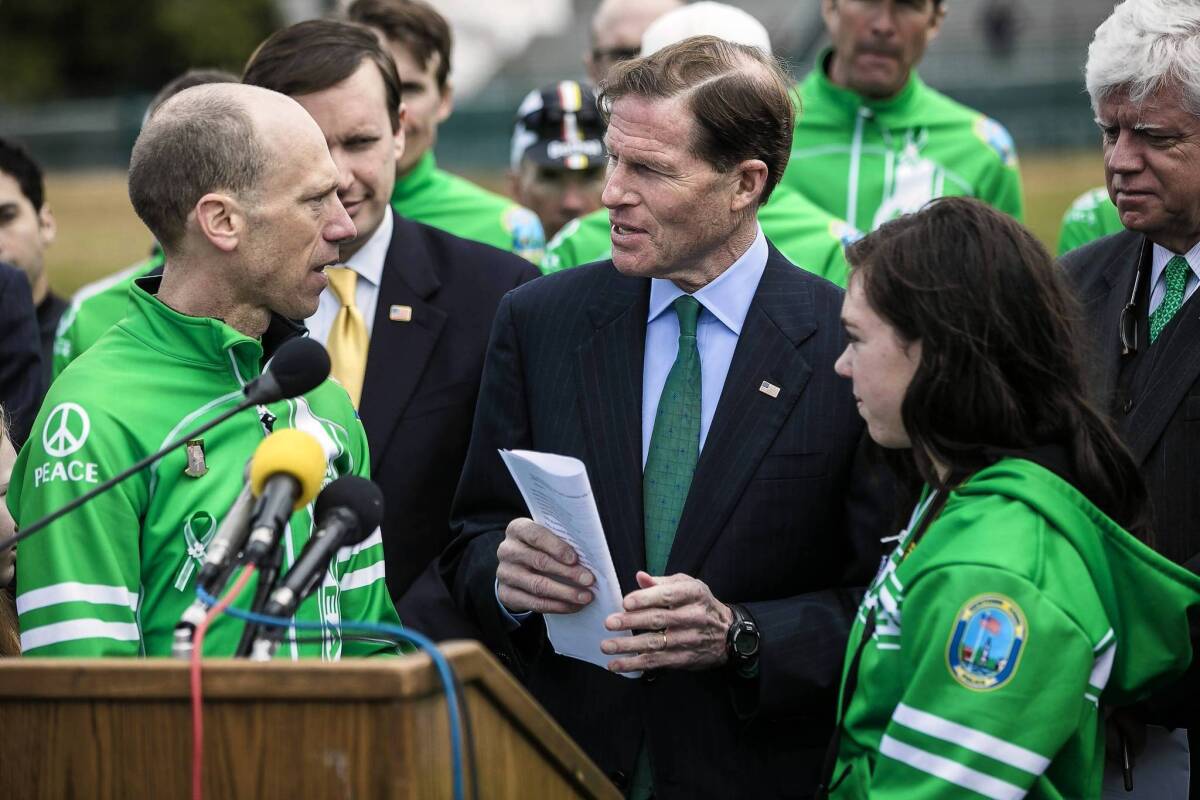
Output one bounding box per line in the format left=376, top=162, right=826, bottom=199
left=495, top=577, right=533, bottom=630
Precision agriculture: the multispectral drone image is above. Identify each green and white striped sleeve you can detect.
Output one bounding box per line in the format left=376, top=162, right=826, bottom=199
left=869, top=565, right=1096, bottom=799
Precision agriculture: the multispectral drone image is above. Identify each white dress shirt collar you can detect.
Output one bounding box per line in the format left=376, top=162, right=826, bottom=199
left=343, top=207, right=393, bottom=286
left=1151, top=240, right=1200, bottom=288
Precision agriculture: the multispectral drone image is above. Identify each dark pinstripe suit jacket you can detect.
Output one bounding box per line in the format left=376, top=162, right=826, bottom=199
left=1063, top=230, right=1200, bottom=729
left=442, top=244, right=889, bottom=798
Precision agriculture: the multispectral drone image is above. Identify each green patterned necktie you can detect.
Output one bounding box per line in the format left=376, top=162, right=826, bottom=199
left=631, top=297, right=702, bottom=800
left=643, top=295, right=702, bottom=577
left=1150, top=255, right=1191, bottom=343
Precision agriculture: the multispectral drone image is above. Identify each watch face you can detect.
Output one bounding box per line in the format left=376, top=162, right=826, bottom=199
left=733, top=623, right=759, bottom=657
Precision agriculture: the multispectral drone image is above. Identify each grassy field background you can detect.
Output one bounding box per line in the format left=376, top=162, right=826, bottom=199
left=43, top=149, right=1109, bottom=297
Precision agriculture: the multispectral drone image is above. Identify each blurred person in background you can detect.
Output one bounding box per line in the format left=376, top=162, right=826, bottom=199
left=782, top=0, right=1024, bottom=232
left=0, top=138, right=64, bottom=389
left=583, top=0, right=683, bottom=84
left=347, top=0, right=545, bottom=263
left=0, top=262, right=41, bottom=448
left=1058, top=187, right=1123, bottom=256
left=507, top=80, right=607, bottom=240
left=823, top=195, right=1200, bottom=800
left=543, top=2, right=862, bottom=285
left=0, top=407, right=20, bottom=657
left=51, top=68, right=238, bottom=380
left=243, top=19, right=539, bottom=639
left=1064, top=0, right=1200, bottom=794
left=9, top=83, right=400, bottom=657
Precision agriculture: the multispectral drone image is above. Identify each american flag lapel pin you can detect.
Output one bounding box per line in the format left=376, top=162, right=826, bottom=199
left=759, top=381, right=781, bottom=398
left=389, top=305, right=413, bottom=322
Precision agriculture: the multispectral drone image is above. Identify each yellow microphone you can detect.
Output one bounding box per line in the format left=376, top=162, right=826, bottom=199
left=243, top=429, right=327, bottom=565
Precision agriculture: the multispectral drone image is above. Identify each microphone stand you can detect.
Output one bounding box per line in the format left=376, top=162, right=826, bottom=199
left=234, top=541, right=285, bottom=658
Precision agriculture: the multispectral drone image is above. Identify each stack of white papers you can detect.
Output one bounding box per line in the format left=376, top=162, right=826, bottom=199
left=500, top=449, right=639, bottom=677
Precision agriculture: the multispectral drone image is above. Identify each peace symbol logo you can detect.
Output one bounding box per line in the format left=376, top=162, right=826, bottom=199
left=42, top=403, right=91, bottom=458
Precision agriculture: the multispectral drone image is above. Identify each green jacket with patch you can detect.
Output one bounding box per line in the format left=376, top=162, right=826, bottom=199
left=1057, top=187, right=1124, bottom=256
left=540, top=183, right=861, bottom=286
left=391, top=151, right=545, bottom=263
left=10, top=277, right=402, bottom=658
left=52, top=249, right=164, bottom=381
left=831, top=458, right=1200, bottom=799
left=785, top=52, right=1024, bottom=233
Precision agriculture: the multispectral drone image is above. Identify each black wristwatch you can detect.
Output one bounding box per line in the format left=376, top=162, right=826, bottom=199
left=725, top=603, right=760, bottom=672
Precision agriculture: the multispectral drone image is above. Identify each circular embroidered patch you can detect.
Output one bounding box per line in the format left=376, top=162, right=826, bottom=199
left=946, top=594, right=1026, bottom=691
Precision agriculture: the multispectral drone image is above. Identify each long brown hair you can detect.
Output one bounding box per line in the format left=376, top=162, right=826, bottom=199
left=847, top=197, right=1148, bottom=533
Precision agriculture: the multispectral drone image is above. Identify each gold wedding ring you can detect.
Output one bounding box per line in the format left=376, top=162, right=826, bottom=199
left=660, top=629, right=668, bottom=650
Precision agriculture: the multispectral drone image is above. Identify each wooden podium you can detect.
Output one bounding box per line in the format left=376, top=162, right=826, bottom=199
left=0, top=641, right=620, bottom=799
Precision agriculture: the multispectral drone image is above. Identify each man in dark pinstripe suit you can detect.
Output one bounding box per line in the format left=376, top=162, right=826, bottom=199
left=443, top=37, right=889, bottom=799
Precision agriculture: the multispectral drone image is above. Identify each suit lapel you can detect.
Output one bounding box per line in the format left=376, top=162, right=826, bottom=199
left=667, top=249, right=817, bottom=577
left=576, top=269, right=648, bottom=593
left=1084, top=233, right=1146, bottom=406
left=358, top=213, right=447, bottom=473
left=1121, top=255, right=1200, bottom=463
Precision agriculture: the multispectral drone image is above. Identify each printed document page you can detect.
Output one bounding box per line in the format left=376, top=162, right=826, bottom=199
left=499, top=449, right=638, bottom=677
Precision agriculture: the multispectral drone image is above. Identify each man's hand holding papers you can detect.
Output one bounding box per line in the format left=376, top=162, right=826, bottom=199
left=496, top=517, right=596, bottom=614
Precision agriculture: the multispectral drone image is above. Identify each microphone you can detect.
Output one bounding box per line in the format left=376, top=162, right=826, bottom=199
left=250, top=476, right=383, bottom=660
left=243, top=337, right=331, bottom=406
left=240, top=429, right=328, bottom=567
left=172, top=431, right=324, bottom=660
left=194, top=463, right=256, bottom=593
left=0, top=337, right=331, bottom=553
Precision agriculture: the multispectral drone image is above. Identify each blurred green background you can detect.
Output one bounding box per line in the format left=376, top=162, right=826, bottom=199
left=41, top=150, right=1106, bottom=296
left=1, top=0, right=1113, bottom=296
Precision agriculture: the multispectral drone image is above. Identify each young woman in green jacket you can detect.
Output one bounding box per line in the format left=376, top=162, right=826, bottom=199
left=820, top=196, right=1200, bottom=799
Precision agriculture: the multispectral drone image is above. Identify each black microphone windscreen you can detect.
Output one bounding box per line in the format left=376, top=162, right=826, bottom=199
left=265, top=338, right=331, bottom=401
left=314, top=476, right=384, bottom=544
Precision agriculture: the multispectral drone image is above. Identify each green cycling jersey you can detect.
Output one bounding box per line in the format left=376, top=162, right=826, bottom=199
left=1057, top=187, right=1124, bottom=256
left=52, top=249, right=164, bottom=381
left=784, top=51, right=1024, bottom=233
left=391, top=151, right=545, bottom=263
left=11, top=277, right=402, bottom=658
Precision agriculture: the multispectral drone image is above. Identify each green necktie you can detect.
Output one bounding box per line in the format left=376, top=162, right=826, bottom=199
left=1150, top=255, right=1191, bottom=343
left=643, top=295, right=702, bottom=577
left=631, top=297, right=702, bottom=800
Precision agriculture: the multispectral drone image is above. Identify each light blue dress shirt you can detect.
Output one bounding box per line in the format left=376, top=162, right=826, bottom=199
left=641, top=225, right=768, bottom=465
left=498, top=225, right=769, bottom=625
left=1149, top=240, right=1200, bottom=315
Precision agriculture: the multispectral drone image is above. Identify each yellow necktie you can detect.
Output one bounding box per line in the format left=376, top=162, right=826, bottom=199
left=325, top=267, right=369, bottom=407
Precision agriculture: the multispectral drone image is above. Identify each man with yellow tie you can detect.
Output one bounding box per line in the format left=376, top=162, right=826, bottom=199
left=243, top=19, right=540, bottom=637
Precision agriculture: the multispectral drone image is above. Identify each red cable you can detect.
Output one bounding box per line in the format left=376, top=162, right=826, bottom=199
left=190, top=566, right=257, bottom=800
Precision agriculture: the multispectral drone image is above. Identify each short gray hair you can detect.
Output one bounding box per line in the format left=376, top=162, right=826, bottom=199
left=128, top=86, right=267, bottom=252
left=1085, top=0, right=1200, bottom=116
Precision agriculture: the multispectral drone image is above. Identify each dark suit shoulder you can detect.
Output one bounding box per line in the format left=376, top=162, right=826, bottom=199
left=507, top=259, right=624, bottom=309
left=0, top=260, right=25, bottom=294
left=766, top=248, right=846, bottom=303
left=754, top=245, right=847, bottom=338
left=0, top=260, right=44, bottom=446
left=398, top=215, right=540, bottom=289
left=1059, top=228, right=1139, bottom=285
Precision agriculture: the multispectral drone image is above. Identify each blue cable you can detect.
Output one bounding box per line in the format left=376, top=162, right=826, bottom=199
left=195, top=586, right=467, bottom=800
